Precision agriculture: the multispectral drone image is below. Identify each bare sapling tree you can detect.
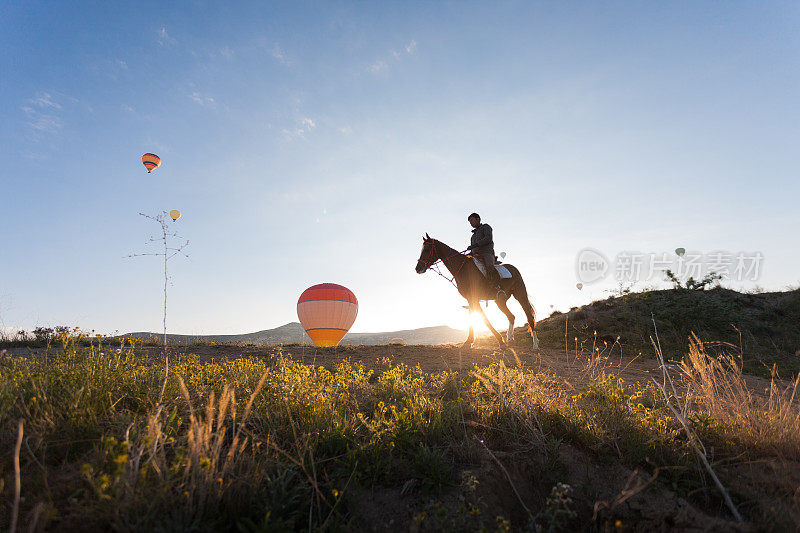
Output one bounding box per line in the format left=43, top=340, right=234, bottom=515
left=664, top=269, right=723, bottom=291
left=128, top=211, right=189, bottom=402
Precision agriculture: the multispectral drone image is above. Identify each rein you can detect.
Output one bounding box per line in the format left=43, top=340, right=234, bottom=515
left=422, top=241, right=470, bottom=290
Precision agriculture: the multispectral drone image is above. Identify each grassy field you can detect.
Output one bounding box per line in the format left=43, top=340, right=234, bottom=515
left=1, top=329, right=799, bottom=531
left=530, top=287, right=800, bottom=377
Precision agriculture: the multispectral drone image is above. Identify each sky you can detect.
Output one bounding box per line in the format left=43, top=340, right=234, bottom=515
left=2, top=1, right=799, bottom=335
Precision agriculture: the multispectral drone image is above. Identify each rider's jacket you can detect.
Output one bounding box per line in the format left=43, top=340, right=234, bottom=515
left=469, top=223, right=495, bottom=257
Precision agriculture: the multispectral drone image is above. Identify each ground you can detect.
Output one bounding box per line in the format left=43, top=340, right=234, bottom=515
left=115, top=341, right=777, bottom=401
left=3, top=341, right=780, bottom=392
left=1, top=338, right=797, bottom=531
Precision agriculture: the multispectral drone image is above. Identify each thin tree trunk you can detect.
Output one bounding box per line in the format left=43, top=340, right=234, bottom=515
left=159, top=224, right=169, bottom=403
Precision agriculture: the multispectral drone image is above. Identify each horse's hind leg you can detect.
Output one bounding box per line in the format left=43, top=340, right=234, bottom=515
left=475, top=304, right=506, bottom=348
left=495, top=296, right=515, bottom=344
left=513, top=284, right=539, bottom=350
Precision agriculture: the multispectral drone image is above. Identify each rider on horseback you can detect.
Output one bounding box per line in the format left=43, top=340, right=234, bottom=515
left=467, top=213, right=506, bottom=298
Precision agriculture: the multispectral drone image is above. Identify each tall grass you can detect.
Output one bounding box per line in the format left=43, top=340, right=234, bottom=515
left=680, top=335, right=800, bottom=459
left=1, top=332, right=799, bottom=530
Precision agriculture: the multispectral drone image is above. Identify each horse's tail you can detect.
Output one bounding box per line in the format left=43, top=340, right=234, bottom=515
left=508, top=266, right=536, bottom=336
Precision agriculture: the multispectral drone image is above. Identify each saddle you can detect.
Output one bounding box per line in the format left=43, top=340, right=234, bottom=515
left=472, top=257, right=513, bottom=279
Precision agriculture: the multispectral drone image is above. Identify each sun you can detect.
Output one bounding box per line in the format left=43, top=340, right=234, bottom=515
left=462, top=306, right=510, bottom=333
left=469, top=311, right=488, bottom=332
left=444, top=303, right=515, bottom=333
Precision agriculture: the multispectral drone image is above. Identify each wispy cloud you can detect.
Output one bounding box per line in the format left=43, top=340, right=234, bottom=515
left=189, top=91, right=216, bottom=108
left=369, top=60, right=388, bottom=73
left=21, top=150, right=48, bottom=161
left=93, top=58, right=129, bottom=81
left=25, top=113, right=62, bottom=134
left=145, top=136, right=168, bottom=154
left=371, top=39, right=418, bottom=74
left=29, top=93, right=61, bottom=110
left=121, top=104, right=135, bottom=114
left=392, top=40, right=418, bottom=58
left=270, top=43, right=292, bottom=66
left=219, top=46, right=234, bottom=59
left=281, top=117, right=316, bottom=140
left=157, top=26, right=176, bottom=46
left=21, top=92, right=64, bottom=141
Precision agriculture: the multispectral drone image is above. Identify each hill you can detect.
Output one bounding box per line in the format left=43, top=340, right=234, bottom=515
left=126, top=322, right=466, bottom=346
left=525, top=287, right=800, bottom=373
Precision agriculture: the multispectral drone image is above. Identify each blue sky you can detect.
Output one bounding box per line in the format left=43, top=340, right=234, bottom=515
left=2, top=1, right=799, bottom=335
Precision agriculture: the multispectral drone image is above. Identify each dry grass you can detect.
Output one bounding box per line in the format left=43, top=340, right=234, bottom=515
left=680, top=334, right=800, bottom=459
left=1, top=332, right=799, bottom=530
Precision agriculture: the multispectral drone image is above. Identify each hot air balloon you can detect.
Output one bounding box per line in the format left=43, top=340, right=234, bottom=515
left=297, top=283, right=358, bottom=347
left=142, top=153, right=161, bottom=173
left=576, top=283, right=583, bottom=290
left=169, top=210, right=181, bottom=221
left=675, top=247, right=686, bottom=257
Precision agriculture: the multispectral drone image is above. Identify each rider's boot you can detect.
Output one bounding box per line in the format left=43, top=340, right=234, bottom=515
left=488, top=268, right=506, bottom=299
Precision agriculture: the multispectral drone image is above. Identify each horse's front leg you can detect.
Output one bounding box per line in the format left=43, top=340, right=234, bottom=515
left=462, top=302, right=476, bottom=348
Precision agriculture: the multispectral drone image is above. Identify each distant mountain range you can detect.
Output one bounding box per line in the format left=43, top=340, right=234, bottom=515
left=126, top=322, right=467, bottom=346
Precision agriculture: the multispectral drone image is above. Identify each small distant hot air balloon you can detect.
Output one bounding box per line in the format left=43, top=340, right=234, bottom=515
left=169, top=210, right=181, bottom=221
left=675, top=247, right=686, bottom=257
left=499, top=252, right=506, bottom=259
left=297, top=283, right=358, bottom=347
left=576, top=283, right=583, bottom=290
left=142, top=153, right=161, bottom=173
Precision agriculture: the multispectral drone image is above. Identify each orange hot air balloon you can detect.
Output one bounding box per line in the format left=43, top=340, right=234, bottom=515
left=142, top=153, right=161, bottom=173
left=297, top=283, right=358, bottom=347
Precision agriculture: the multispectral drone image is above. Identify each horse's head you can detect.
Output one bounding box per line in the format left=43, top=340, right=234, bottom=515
left=415, top=233, right=436, bottom=274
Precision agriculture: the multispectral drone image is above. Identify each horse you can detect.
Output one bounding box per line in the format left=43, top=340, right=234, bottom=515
left=415, top=234, right=539, bottom=350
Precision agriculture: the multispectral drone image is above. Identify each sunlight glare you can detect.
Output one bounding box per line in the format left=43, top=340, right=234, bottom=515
left=444, top=304, right=513, bottom=333
left=469, top=311, right=486, bottom=332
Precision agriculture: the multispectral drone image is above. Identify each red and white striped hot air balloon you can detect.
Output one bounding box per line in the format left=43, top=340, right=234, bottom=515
left=297, top=283, right=358, bottom=347
left=142, top=153, right=161, bottom=173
